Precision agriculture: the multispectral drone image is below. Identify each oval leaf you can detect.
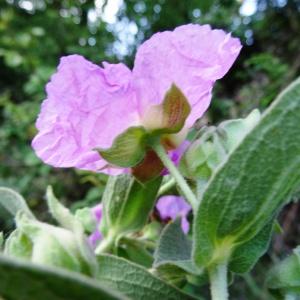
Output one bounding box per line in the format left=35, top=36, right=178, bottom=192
left=193, top=77, right=300, bottom=269
left=97, top=254, right=198, bottom=300
left=154, top=219, right=200, bottom=275
left=0, top=254, right=126, bottom=300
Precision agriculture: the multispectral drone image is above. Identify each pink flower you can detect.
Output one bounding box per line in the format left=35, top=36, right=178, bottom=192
left=32, top=24, right=241, bottom=174
left=156, top=195, right=191, bottom=234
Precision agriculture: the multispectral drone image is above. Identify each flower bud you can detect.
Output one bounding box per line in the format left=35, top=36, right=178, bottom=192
left=5, top=213, right=95, bottom=276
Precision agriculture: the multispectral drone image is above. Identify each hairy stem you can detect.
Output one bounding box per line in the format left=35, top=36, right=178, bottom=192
left=157, top=177, right=176, bottom=196
left=152, top=143, right=197, bottom=210
left=95, top=233, right=116, bottom=255
left=209, top=262, right=229, bottom=300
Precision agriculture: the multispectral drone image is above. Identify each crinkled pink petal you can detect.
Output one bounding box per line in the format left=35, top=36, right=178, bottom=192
left=156, top=195, right=191, bottom=234
left=32, top=55, right=139, bottom=174
left=133, top=24, right=242, bottom=127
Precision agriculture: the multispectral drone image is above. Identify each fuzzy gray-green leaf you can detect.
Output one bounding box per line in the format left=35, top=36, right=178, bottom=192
left=154, top=219, right=200, bottom=275
left=229, top=220, right=273, bottom=273
left=97, top=254, right=198, bottom=300
left=193, top=77, right=300, bottom=269
left=0, top=254, right=126, bottom=300
left=0, top=187, right=34, bottom=220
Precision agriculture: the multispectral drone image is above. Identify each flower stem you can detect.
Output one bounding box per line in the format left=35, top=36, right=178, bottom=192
left=152, top=143, right=197, bottom=210
left=95, top=233, right=116, bottom=255
left=209, top=262, right=229, bottom=300
left=157, top=177, right=176, bottom=196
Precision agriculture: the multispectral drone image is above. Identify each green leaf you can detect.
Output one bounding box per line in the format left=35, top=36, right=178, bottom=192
left=0, top=187, right=34, bottom=220
left=154, top=219, right=201, bottom=275
left=193, top=77, right=300, bottom=269
left=96, top=254, right=198, bottom=300
left=266, top=246, right=300, bottom=296
left=101, top=174, right=162, bottom=237
left=229, top=220, right=273, bottom=273
left=97, top=127, right=147, bottom=168
left=0, top=254, right=126, bottom=300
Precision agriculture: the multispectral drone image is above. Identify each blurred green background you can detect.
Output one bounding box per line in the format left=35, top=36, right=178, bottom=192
left=0, top=0, right=300, bottom=298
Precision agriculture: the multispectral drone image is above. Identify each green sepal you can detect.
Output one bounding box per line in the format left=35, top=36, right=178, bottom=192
left=161, top=83, right=191, bottom=133
left=145, top=84, right=191, bottom=135
left=97, top=126, right=148, bottom=168
left=97, top=84, right=191, bottom=170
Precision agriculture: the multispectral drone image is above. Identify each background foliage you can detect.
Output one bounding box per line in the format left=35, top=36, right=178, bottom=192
left=0, top=0, right=300, bottom=298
